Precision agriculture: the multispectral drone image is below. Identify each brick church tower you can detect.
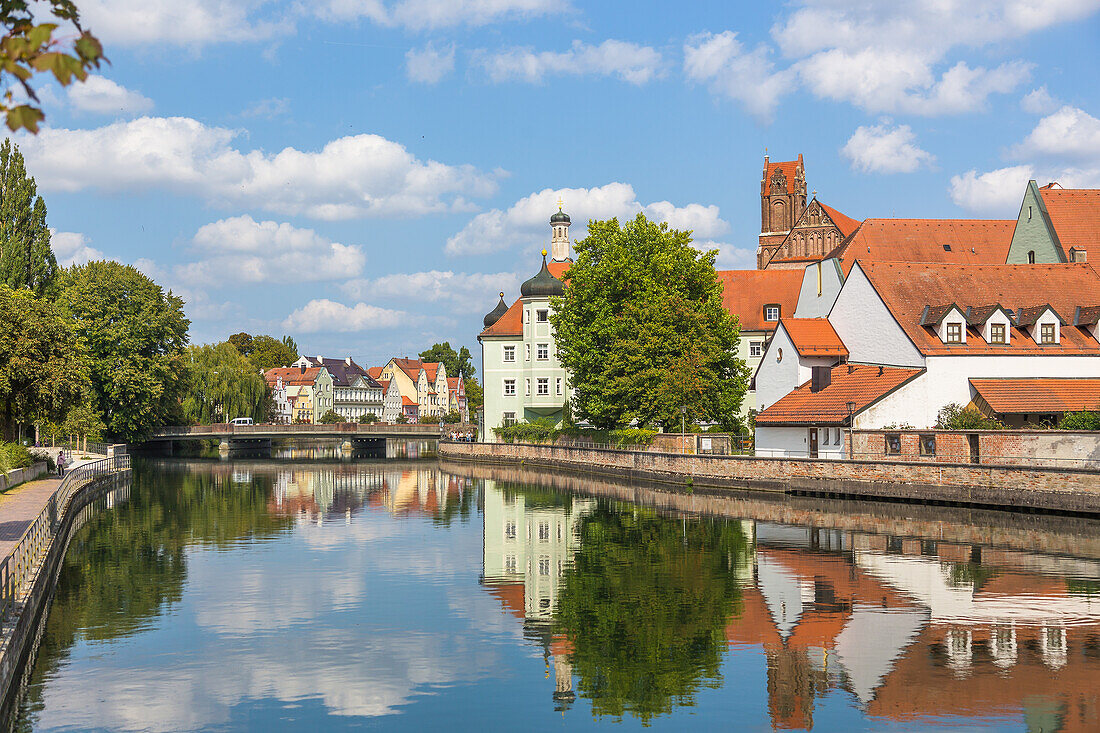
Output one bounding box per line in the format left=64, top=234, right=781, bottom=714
left=758, top=154, right=807, bottom=269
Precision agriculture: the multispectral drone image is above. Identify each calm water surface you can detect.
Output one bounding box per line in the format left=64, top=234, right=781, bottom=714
left=12, top=459, right=1100, bottom=732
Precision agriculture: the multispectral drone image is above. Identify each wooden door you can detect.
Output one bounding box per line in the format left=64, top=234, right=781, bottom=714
left=808, top=429, right=819, bottom=458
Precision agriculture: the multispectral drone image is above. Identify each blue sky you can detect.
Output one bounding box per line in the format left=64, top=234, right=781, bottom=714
left=13, top=0, right=1100, bottom=371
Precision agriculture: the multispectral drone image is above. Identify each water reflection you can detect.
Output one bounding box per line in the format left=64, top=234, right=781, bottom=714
left=12, top=459, right=1100, bottom=732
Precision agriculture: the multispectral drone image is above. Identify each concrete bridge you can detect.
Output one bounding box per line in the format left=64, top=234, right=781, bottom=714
left=142, top=423, right=447, bottom=454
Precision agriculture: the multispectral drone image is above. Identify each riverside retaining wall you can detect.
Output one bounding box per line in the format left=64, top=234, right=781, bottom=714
left=0, top=466, right=131, bottom=721
left=439, top=441, right=1100, bottom=513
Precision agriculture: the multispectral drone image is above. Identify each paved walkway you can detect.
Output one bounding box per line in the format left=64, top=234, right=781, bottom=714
left=0, top=459, right=97, bottom=559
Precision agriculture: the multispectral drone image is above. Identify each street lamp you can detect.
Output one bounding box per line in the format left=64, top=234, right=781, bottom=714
left=681, top=405, right=688, bottom=454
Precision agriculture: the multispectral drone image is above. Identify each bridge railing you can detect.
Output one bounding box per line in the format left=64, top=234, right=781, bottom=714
left=0, top=455, right=131, bottom=629
left=148, top=423, right=444, bottom=438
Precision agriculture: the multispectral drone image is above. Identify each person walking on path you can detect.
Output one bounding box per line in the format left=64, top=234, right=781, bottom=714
left=56, top=452, right=66, bottom=478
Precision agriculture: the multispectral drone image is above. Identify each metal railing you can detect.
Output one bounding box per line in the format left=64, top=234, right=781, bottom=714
left=45, top=438, right=109, bottom=456
left=0, top=455, right=131, bottom=627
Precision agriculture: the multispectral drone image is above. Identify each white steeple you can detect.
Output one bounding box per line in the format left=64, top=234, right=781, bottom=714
left=550, top=198, right=571, bottom=262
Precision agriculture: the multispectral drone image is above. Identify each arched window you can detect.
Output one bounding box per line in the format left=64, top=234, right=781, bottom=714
left=1027, top=250, right=1036, bottom=264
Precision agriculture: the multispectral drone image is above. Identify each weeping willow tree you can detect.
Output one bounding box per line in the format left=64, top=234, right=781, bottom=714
left=183, top=342, right=270, bottom=424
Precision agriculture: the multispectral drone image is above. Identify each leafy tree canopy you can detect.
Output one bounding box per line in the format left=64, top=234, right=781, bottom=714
left=550, top=214, right=748, bottom=430
left=59, top=261, right=189, bottom=442
left=0, top=2, right=105, bottom=133
left=464, top=377, right=483, bottom=413
left=318, top=410, right=343, bottom=424
left=0, top=139, right=57, bottom=296
left=935, top=403, right=1003, bottom=430
left=419, top=341, right=476, bottom=380
left=183, top=342, right=270, bottom=424
left=0, top=285, right=86, bottom=439
left=248, top=334, right=298, bottom=371
left=1059, top=409, right=1100, bottom=431
left=227, top=332, right=253, bottom=356
left=555, top=503, right=748, bottom=722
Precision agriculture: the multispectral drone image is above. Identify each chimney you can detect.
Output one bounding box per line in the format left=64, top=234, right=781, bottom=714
left=810, top=366, right=831, bottom=393
left=345, top=357, right=352, bottom=366
left=316, top=355, right=323, bottom=363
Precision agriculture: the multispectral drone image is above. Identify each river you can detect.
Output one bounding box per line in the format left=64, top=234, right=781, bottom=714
left=11, top=458, right=1100, bottom=731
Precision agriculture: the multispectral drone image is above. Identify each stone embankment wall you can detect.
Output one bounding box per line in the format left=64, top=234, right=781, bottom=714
left=850, top=429, right=1100, bottom=468
left=439, top=442, right=1100, bottom=513
left=0, top=463, right=47, bottom=493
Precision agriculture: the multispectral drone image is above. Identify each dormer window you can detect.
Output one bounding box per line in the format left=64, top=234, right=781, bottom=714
left=1070, top=248, right=1087, bottom=263
left=946, top=323, right=963, bottom=343
left=764, top=305, right=780, bottom=321
left=990, top=323, right=1006, bottom=344
left=1041, top=323, right=1056, bottom=344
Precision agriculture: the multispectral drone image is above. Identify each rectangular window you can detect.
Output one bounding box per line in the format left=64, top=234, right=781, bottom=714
left=505, top=522, right=516, bottom=540
left=503, top=379, right=516, bottom=396
left=525, top=378, right=531, bottom=396
left=764, top=306, right=780, bottom=321
left=503, top=345, right=515, bottom=362
left=538, top=557, right=550, bottom=576
left=525, top=344, right=530, bottom=361
left=503, top=411, right=516, bottom=426
left=749, top=341, right=763, bottom=358
left=537, top=378, right=549, bottom=395
left=537, top=343, right=549, bottom=360
left=505, top=555, right=517, bottom=574
left=525, top=309, right=530, bottom=323
left=556, top=377, right=563, bottom=395
left=885, top=434, right=902, bottom=455
left=919, top=434, right=936, bottom=457
left=946, top=323, right=962, bottom=343
left=990, top=323, right=1006, bottom=344
left=538, top=521, right=550, bottom=541
left=537, top=309, right=549, bottom=322
left=1041, top=323, right=1056, bottom=344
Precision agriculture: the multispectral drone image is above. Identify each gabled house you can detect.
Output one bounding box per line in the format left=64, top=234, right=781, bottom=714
left=263, top=366, right=334, bottom=424
left=754, top=317, right=849, bottom=414
left=447, top=376, right=468, bottom=422
left=1007, top=181, right=1099, bottom=264
left=417, top=362, right=449, bottom=419
left=293, top=355, right=384, bottom=421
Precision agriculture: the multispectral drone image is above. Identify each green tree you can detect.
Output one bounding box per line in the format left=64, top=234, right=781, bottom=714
left=1059, top=409, right=1100, bottom=430
left=357, top=412, right=378, bottom=424
left=182, top=342, right=270, bottom=424
left=0, top=2, right=105, bottom=133
left=935, top=402, right=1003, bottom=430
left=318, top=409, right=343, bottom=424
left=227, top=332, right=253, bottom=356
left=0, top=285, right=86, bottom=440
left=418, top=341, right=476, bottom=380
left=59, top=261, right=189, bottom=442
left=555, top=503, right=748, bottom=722
left=464, top=378, right=484, bottom=414
left=551, top=214, right=748, bottom=430
left=0, top=139, right=57, bottom=296
left=248, top=334, right=298, bottom=371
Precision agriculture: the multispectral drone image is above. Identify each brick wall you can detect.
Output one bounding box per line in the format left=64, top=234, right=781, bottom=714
left=850, top=429, right=1099, bottom=469
left=439, top=441, right=1100, bottom=513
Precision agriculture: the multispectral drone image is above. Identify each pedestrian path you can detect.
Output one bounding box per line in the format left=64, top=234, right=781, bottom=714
left=0, top=459, right=96, bottom=559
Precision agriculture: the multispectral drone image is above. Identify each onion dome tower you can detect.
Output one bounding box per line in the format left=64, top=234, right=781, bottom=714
left=550, top=199, right=571, bottom=262
left=521, top=250, right=565, bottom=298
left=483, top=292, right=509, bottom=328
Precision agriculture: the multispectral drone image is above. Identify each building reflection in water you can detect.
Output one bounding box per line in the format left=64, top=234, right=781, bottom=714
left=475, top=479, right=1099, bottom=730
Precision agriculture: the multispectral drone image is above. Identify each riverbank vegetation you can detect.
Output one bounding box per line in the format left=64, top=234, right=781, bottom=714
left=493, top=419, right=658, bottom=448
left=550, top=214, right=749, bottom=433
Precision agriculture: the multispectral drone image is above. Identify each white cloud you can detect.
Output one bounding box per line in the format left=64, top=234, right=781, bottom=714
left=689, top=1, right=1096, bottom=119
left=406, top=43, right=456, bottom=84
left=282, top=299, right=407, bottom=332
left=79, top=0, right=287, bottom=47
left=1012, top=105, right=1100, bottom=162
left=342, top=270, right=520, bottom=309
left=696, top=240, right=756, bottom=270
left=67, top=76, right=154, bottom=116
left=49, top=229, right=104, bottom=266
left=312, top=0, right=566, bottom=30
left=950, top=104, right=1100, bottom=212
left=683, top=31, right=795, bottom=122
left=178, top=216, right=366, bottom=285
left=841, top=123, right=934, bottom=173
left=19, top=117, right=498, bottom=220
left=1021, top=86, right=1058, bottom=115
left=446, top=183, right=729, bottom=256
left=475, top=40, right=664, bottom=85
left=949, top=165, right=1033, bottom=213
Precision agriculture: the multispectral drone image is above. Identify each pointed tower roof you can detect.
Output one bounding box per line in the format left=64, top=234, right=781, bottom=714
left=483, top=292, right=509, bottom=328
left=521, top=251, right=565, bottom=298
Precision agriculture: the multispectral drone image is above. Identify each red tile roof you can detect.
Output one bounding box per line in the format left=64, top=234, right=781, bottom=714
left=422, top=362, right=440, bottom=382
left=547, top=260, right=571, bottom=281
left=264, top=367, right=324, bottom=387
left=391, top=357, right=424, bottom=380
left=755, top=364, right=924, bottom=426
left=781, top=318, right=849, bottom=357
left=378, top=379, right=390, bottom=392
left=1038, top=187, right=1100, bottom=255
left=717, top=269, right=804, bottom=332
left=970, top=378, right=1100, bottom=414
left=401, top=396, right=417, bottom=406
left=480, top=297, right=523, bottom=337
left=859, top=261, right=1100, bottom=355
left=447, top=377, right=463, bottom=390
left=818, top=202, right=861, bottom=238
left=367, top=366, right=383, bottom=380
left=764, top=157, right=801, bottom=196
left=830, top=219, right=1014, bottom=273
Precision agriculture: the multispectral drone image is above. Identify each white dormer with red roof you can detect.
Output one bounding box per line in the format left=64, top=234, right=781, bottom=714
left=919, top=304, right=969, bottom=345
left=966, top=305, right=1013, bottom=346
left=1014, top=305, right=1064, bottom=346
